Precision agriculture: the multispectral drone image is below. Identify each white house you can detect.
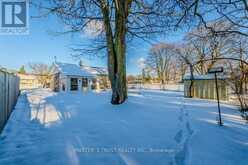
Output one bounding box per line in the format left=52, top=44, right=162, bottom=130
left=80, top=65, right=110, bottom=89
left=51, top=62, right=95, bottom=92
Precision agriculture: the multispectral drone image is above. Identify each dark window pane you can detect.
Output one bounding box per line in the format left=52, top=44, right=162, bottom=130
left=71, top=78, right=78, bottom=91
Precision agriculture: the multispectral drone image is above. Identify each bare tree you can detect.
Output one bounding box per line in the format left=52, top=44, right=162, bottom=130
left=175, top=44, right=196, bottom=97
left=29, top=63, right=52, bottom=88
left=182, top=26, right=248, bottom=112
left=32, top=0, right=182, bottom=104
left=146, top=43, right=177, bottom=85
left=226, top=36, right=248, bottom=112
left=184, top=21, right=236, bottom=74
left=32, top=0, right=248, bottom=105
left=176, top=0, right=248, bottom=37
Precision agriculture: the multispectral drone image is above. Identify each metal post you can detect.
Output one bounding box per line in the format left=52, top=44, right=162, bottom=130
left=214, top=73, right=223, bottom=126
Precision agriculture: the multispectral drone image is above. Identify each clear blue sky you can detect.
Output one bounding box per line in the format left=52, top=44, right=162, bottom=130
left=0, top=5, right=184, bottom=75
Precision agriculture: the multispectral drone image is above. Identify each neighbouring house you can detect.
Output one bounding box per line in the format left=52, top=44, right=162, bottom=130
left=51, top=62, right=108, bottom=92
left=17, top=73, right=51, bottom=90
left=184, top=74, right=229, bottom=101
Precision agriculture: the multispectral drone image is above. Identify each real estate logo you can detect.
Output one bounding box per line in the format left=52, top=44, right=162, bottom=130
left=0, top=0, right=29, bottom=35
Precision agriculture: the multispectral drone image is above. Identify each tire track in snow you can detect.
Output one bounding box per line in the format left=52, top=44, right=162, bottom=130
left=172, top=97, right=194, bottom=165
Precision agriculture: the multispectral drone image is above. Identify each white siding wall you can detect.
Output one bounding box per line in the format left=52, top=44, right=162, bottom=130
left=57, top=73, right=94, bottom=92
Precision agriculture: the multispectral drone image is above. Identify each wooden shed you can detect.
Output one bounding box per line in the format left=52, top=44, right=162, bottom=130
left=184, top=75, right=229, bottom=101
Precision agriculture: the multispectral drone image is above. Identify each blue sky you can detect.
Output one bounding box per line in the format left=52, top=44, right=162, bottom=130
left=0, top=4, right=184, bottom=75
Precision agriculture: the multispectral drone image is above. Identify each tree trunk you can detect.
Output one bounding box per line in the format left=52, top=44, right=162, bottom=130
left=109, top=47, right=127, bottom=104
left=101, top=0, right=129, bottom=105
left=111, top=1, right=128, bottom=104
left=108, top=34, right=127, bottom=104
left=189, top=64, right=194, bottom=98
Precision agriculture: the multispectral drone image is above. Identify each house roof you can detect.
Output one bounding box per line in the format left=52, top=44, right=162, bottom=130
left=54, top=62, right=95, bottom=77
left=81, top=65, right=108, bottom=76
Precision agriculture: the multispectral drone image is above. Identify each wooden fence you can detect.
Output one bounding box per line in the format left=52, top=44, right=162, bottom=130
left=128, top=83, right=184, bottom=92
left=0, top=69, right=20, bottom=133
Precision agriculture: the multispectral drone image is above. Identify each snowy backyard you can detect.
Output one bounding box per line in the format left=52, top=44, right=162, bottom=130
left=0, top=89, right=248, bottom=165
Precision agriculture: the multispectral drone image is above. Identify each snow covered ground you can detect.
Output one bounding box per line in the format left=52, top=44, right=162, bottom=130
left=0, top=89, right=247, bottom=165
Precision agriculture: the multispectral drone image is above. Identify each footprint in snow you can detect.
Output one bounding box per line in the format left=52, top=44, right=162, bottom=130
left=174, top=130, right=183, bottom=144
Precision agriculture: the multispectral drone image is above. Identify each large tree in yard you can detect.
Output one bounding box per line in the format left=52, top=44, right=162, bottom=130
left=34, top=0, right=248, bottom=104
left=34, top=0, right=181, bottom=104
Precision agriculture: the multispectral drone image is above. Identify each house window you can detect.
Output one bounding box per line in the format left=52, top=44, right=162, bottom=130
left=71, top=78, right=78, bottom=91
left=91, top=79, right=97, bottom=90
left=82, top=78, right=88, bottom=88
left=62, top=83, right=65, bottom=91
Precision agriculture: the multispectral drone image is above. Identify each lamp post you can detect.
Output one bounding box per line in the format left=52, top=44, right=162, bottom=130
left=208, top=67, right=224, bottom=126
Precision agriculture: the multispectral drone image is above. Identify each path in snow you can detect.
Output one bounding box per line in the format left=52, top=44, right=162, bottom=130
left=0, top=89, right=247, bottom=165
left=172, top=97, right=194, bottom=165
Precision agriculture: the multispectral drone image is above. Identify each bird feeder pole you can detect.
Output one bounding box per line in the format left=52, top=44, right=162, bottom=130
left=208, top=67, right=224, bottom=126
